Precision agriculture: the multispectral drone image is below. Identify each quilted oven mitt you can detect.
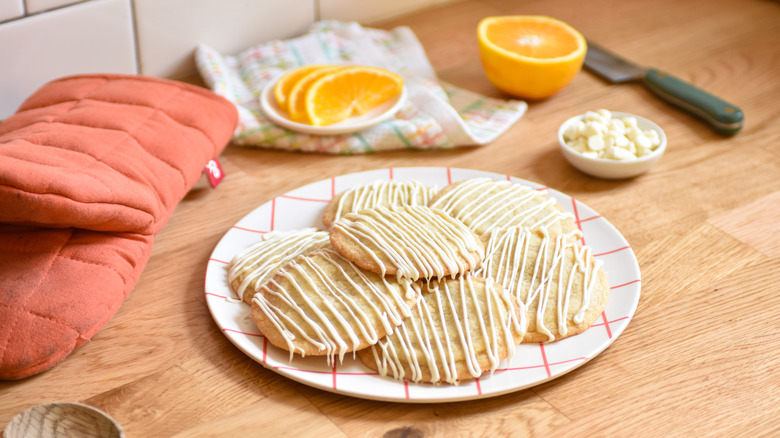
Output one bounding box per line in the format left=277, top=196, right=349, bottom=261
left=0, top=74, right=238, bottom=379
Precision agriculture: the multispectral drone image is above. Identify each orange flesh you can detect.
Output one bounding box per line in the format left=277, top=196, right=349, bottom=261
left=485, top=20, right=581, bottom=59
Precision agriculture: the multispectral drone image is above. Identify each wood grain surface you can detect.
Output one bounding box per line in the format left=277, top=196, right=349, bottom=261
left=2, top=0, right=779, bottom=436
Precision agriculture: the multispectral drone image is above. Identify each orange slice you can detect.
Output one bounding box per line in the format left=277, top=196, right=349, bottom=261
left=305, top=66, right=404, bottom=126
left=287, top=66, right=342, bottom=123
left=273, top=65, right=332, bottom=113
left=477, top=16, right=586, bottom=99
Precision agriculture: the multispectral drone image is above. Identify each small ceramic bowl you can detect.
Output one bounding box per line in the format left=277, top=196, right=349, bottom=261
left=558, top=111, right=667, bottom=179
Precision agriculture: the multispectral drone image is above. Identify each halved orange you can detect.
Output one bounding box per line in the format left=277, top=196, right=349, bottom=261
left=273, top=65, right=332, bottom=112
left=287, top=66, right=342, bottom=122
left=477, top=16, right=586, bottom=99
left=305, top=66, right=404, bottom=126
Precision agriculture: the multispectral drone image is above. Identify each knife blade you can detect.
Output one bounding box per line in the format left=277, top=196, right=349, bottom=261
left=584, top=40, right=744, bottom=135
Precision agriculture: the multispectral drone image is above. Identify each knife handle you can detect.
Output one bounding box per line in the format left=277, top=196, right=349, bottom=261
left=643, top=68, right=744, bottom=135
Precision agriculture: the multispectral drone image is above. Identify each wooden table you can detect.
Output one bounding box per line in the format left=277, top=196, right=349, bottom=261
left=3, top=0, right=779, bottom=435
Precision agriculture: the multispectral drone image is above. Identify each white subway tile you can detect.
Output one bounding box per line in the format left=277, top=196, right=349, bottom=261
left=25, top=0, right=83, bottom=14
left=133, top=0, right=315, bottom=79
left=0, top=0, right=137, bottom=119
left=319, top=0, right=436, bottom=24
left=0, top=0, right=24, bottom=22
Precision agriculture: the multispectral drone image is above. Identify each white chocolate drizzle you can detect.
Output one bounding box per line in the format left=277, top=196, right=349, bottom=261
left=429, top=178, right=574, bottom=236
left=331, top=180, right=437, bottom=226
left=252, top=248, right=420, bottom=364
left=331, top=205, right=484, bottom=282
left=476, top=226, right=604, bottom=342
left=367, top=275, right=525, bottom=385
left=227, top=228, right=331, bottom=303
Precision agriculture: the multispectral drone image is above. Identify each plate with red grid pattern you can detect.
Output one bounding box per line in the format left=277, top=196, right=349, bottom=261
left=205, top=167, right=641, bottom=402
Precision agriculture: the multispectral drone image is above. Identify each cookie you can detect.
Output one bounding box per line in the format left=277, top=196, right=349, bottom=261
left=476, top=226, right=610, bottom=343
left=322, top=180, right=437, bottom=229
left=251, top=247, right=421, bottom=363
left=227, top=228, right=331, bottom=304
left=330, top=205, right=484, bottom=281
left=428, top=178, right=577, bottom=237
left=357, top=275, right=526, bottom=384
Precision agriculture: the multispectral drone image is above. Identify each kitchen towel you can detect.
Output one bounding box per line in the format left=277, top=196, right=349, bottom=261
left=196, top=20, right=527, bottom=154
left=0, top=74, right=238, bottom=379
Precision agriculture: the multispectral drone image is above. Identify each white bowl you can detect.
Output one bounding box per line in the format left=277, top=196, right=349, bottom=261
left=259, top=74, right=407, bottom=136
left=558, top=111, right=667, bottom=179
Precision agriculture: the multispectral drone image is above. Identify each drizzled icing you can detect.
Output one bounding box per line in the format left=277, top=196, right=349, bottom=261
left=331, top=205, right=484, bottom=282
left=429, top=178, right=575, bottom=236
left=329, top=180, right=437, bottom=227
left=476, top=226, right=605, bottom=342
left=365, top=275, right=525, bottom=385
left=227, top=228, right=331, bottom=303
left=252, top=248, right=420, bottom=364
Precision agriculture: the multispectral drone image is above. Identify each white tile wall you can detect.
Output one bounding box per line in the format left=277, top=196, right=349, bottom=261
left=25, top=0, right=83, bottom=14
left=133, top=0, right=316, bottom=79
left=0, top=0, right=24, bottom=22
left=320, top=0, right=437, bottom=24
left=0, top=0, right=136, bottom=118
left=0, top=0, right=458, bottom=120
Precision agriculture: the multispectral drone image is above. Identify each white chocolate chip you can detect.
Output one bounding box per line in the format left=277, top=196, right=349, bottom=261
left=614, top=134, right=629, bottom=148
left=564, top=120, right=584, bottom=141
left=588, top=135, right=605, bottom=151
left=584, top=121, right=605, bottom=136
left=635, top=134, right=652, bottom=150
left=626, top=126, right=643, bottom=141
left=572, top=137, right=588, bottom=152
left=584, top=111, right=608, bottom=124
left=609, top=119, right=625, bottom=135
left=645, top=129, right=660, bottom=146
left=610, top=146, right=636, bottom=160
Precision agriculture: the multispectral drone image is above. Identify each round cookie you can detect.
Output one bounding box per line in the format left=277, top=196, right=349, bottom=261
left=358, top=275, right=526, bottom=384
left=228, top=228, right=331, bottom=304
left=475, top=226, right=610, bottom=343
left=428, top=178, right=577, bottom=237
left=251, top=248, right=421, bottom=363
left=322, top=180, right=437, bottom=229
left=330, top=205, right=484, bottom=282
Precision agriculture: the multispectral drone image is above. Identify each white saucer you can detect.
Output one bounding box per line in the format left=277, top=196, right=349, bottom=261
left=259, top=77, right=407, bottom=136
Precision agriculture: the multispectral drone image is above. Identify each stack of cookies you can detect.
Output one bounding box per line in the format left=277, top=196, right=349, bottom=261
left=228, top=178, right=610, bottom=385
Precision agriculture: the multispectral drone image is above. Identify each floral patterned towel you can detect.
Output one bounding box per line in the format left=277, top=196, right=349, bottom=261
left=196, top=20, right=527, bottom=154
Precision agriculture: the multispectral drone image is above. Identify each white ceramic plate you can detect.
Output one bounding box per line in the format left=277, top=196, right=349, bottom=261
left=259, top=76, right=407, bottom=135
left=204, top=167, right=641, bottom=403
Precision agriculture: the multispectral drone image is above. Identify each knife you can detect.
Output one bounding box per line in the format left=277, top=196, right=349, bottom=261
left=584, top=40, right=744, bottom=135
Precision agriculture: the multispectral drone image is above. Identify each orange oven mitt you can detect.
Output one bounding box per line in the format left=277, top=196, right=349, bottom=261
left=0, top=74, right=238, bottom=379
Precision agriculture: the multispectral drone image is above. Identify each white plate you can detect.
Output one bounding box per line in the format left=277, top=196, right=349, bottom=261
left=259, top=76, right=407, bottom=135
left=205, top=167, right=641, bottom=403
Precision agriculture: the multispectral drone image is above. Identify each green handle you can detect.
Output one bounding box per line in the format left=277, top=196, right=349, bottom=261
left=643, top=68, right=744, bottom=135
